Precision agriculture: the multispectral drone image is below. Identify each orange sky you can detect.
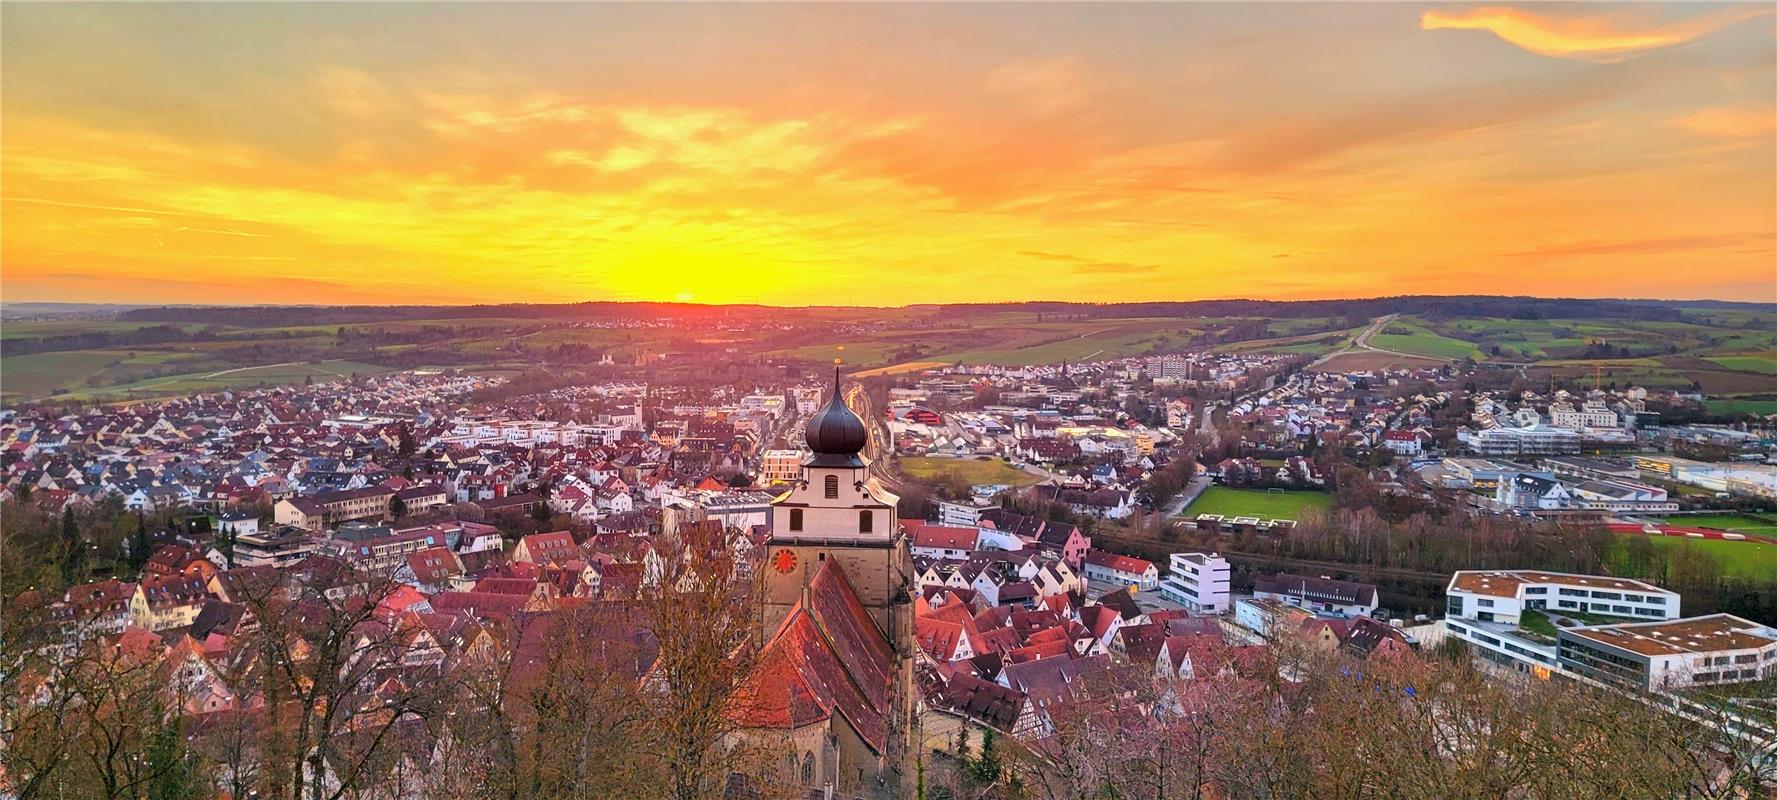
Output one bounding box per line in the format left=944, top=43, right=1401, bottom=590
left=2, top=3, right=1773, bottom=306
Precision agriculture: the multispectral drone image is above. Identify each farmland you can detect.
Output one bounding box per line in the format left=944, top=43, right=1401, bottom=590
left=1705, top=398, right=1777, bottom=417
left=4, top=298, right=1775, bottom=403
left=896, top=456, right=1043, bottom=487
left=1184, top=486, right=1334, bottom=521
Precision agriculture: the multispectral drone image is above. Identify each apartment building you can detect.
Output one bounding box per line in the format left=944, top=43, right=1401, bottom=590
left=760, top=449, right=804, bottom=486
left=231, top=526, right=320, bottom=569
left=1157, top=552, right=1231, bottom=613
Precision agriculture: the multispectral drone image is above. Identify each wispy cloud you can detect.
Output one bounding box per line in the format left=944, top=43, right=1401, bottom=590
left=1671, top=105, right=1777, bottom=139
left=1503, top=233, right=1774, bottom=259
left=1421, top=5, right=1771, bottom=62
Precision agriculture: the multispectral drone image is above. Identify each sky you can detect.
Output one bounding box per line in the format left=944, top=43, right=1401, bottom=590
left=2, top=3, right=1773, bottom=307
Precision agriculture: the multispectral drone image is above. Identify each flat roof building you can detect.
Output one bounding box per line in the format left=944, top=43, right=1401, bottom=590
left=1558, top=614, right=1777, bottom=692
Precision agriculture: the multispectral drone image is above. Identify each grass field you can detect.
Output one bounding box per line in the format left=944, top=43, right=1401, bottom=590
left=1185, top=486, right=1333, bottom=520
left=933, top=319, right=1200, bottom=366
left=1368, top=319, right=1484, bottom=361
left=851, top=361, right=949, bottom=378
left=1608, top=535, right=1777, bottom=581
left=897, top=456, right=1042, bottom=487
left=1705, top=399, right=1777, bottom=417
left=1657, top=514, right=1777, bottom=535
left=1707, top=356, right=1777, bottom=375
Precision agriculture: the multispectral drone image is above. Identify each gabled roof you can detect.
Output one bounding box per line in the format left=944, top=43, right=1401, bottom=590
left=729, top=559, right=894, bottom=753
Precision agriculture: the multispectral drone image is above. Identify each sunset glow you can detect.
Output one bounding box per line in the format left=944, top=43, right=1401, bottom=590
left=2, top=3, right=1772, bottom=306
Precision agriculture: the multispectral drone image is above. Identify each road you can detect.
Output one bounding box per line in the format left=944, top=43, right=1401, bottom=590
left=1161, top=474, right=1213, bottom=517
left=1309, top=313, right=1424, bottom=367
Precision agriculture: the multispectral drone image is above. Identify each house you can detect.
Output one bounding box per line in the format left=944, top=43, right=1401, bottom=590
left=1253, top=573, right=1379, bottom=618
left=1081, top=549, right=1159, bottom=591
left=129, top=574, right=210, bottom=631
left=908, top=524, right=980, bottom=561
left=512, top=531, right=578, bottom=566
left=1381, top=430, right=1424, bottom=457
left=1495, top=473, right=1573, bottom=511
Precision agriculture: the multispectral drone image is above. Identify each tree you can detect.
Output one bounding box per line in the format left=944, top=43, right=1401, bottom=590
left=389, top=494, right=408, bottom=520
left=59, top=506, right=86, bottom=587
left=145, top=703, right=202, bottom=800
left=129, top=513, right=153, bottom=573
left=397, top=423, right=415, bottom=457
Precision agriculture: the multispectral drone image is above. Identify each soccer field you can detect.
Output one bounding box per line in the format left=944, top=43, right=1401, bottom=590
left=1185, top=486, right=1333, bottom=520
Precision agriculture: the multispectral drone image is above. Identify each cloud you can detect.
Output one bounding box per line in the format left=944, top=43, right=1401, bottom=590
left=1020, top=250, right=1159, bottom=274
left=1421, top=5, right=1771, bottom=62
left=1503, top=233, right=1774, bottom=259
left=1672, top=106, right=1777, bottom=139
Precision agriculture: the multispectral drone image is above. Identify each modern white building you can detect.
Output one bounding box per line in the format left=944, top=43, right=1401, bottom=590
left=1444, top=570, right=1681, bottom=677
left=1559, top=614, right=1777, bottom=692
left=1157, top=552, right=1231, bottom=613
left=1549, top=400, right=1620, bottom=431
left=1446, top=570, right=1680, bottom=626
left=1465, top=423, right=1581, bottom=456
left=936, top=499, right=992, bottom=528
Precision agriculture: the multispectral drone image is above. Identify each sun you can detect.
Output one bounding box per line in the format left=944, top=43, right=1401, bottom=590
left=675, top=291, right=697, bottom=303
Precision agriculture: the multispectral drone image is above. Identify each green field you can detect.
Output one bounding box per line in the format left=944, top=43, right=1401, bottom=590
left=1705, top=399, right=1777, bottom=417
left=1368, top=319, right=1484, bottom=361
left=1657, top=513, right=1777, bottom=535
left=933, top=319, right=1201, bottom=366
left=1608, top=535, right=1777, bottom=581
left=1185, top=486, right=1333, bottom=520
left=1706, top=356, right=1777, bottom=374
left=897, top=456, right=1042, bottom=487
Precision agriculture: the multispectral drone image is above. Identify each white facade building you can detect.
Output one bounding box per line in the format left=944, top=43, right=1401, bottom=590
left=1157, top=552, right=1231, bottom=613
left=1444, top=570, right=1682, bottom=677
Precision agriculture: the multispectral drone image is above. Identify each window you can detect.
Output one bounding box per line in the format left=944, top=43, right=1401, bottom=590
left=789, top=508, right=803, bottom=532
left=859, top=510, right=873, bottom=533
left=801, top=753, right=815, bottom=783
left=1478, top=599, right=1494, bottom=608
left=824, top=475, right=839, bottom=499
left=1524, top=587, right=1547, bottom=595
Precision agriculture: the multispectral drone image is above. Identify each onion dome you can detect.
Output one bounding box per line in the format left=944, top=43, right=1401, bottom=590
left=804, top=366, right=867, bottom=468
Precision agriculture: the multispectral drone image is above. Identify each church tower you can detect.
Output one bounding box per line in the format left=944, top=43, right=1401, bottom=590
left=761, top=366, right=913, bottom=641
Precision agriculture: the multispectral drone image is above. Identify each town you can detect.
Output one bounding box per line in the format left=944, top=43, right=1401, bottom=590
left=4, top=323, right=1775, bottom=799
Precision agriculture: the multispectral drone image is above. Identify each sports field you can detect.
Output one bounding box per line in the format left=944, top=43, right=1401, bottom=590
left=1185, top=486, right=1333, bottom=520
left=1608, top=534, right=1777, bottom=581
left=1657, top=513, right=1777, bottom=536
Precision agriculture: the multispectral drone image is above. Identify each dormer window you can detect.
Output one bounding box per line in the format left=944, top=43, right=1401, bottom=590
left=824, top=475, right=839, bottom=499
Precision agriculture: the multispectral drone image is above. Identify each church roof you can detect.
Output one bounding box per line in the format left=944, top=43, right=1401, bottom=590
left=804, top=366, right=868, bottom=468
left=729, top=559, right=894, bottom=753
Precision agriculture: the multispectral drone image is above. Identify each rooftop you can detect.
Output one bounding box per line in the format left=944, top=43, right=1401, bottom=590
left=1448, top=570, right=1670, bottom=599
left=1563, top=614, right=1776, bottom=658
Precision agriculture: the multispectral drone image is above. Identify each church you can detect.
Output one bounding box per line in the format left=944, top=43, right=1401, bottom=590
left=729, top=367, right=917, bottom=796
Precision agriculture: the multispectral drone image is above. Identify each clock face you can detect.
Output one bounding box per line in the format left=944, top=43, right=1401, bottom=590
left=771, top=549, right=798, bottom=574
